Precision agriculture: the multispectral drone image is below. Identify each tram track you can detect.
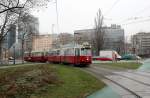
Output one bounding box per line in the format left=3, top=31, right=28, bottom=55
left=91, top=65, right=150, bottom=87
left=114, top=71, right=150, bottom=86
left=82, top=65, right=150, bottom=98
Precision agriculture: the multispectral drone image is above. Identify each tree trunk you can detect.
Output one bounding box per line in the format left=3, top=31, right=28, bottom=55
left=0, top=42, right=3, bottom=64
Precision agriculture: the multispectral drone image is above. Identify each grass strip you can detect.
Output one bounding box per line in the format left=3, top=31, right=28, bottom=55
left=95, top=62, right=142, bottom=69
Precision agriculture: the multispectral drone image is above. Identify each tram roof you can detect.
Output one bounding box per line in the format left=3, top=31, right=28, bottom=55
left=25, top=50, right=48, bottom=53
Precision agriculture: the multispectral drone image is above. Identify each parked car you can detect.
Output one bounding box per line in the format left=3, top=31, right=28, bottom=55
left=9, top=57, right=14, bottom=60
left=121, top=54, right=141, bottom=60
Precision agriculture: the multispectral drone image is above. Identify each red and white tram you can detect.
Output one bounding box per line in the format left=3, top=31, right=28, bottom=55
left=48, top=43, right=92, bottom=66
left=24, top=43, right=92, bottom=66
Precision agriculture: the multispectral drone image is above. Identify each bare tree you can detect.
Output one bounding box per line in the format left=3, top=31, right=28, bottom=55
left=0, top=0, right=50, bottom=63
left=18, top=13, right=38, bottom=54
left=93, top=9, right=105, bottom=56
left=117, top=38, right=125, bottom=55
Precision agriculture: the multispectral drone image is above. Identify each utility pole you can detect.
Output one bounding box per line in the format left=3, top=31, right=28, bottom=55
left=21, top=33, right=26, bottom=64
left=55, top=0, right=59, bottom=34
left=55, top=0, right=61, bottom=48
left=51, top=24, right=54, bottom=48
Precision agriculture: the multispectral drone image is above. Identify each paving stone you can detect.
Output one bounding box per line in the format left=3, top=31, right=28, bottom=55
left=114, top=71, right=150, bottom=85
left=122, top=95, right=137, bottom=98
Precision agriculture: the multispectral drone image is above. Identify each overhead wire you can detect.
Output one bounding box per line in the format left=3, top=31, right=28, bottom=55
left=118, top=3, right=150, bottom=24
left=134, top=5, right=150, bottom=16
left=121, top=18, right=150, bottom=26
left=104, top=0, right=121, bottom=16
left=104, top=1, right=150, bottom=25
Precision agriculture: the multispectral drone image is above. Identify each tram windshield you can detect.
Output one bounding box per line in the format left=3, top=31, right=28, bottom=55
left=81, top=48, right=91, bottom=56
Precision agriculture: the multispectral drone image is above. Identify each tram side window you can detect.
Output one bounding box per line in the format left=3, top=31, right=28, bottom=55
left=64, top=50, right=67, bottom=56
left=31, top=53, right=34, bottom=56
left=41, top=52, right=44, bottom=56
left=45, top=52, right=49, bottom=56
left=35, top=52, right=41, bottom=56
left=49, top=51, right=56, bottom=56
left=52, top=51, right=55, bottom=56
left=67, top=49, right=71, bottom=56
left=75, top=48, right=80, bottom=56
left=60, top=49, right=64, bottom=56
left=48, top=52, right=52, bottom=56
left=57, top=50, right=60, bottom=55
left=70, top=48, right=74, bottom=56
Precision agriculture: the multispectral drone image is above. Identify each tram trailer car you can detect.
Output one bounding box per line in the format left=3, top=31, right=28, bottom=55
left=24, top=51, right=48, bottom=62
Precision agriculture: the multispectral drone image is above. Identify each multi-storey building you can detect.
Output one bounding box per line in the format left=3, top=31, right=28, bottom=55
left=74, top=29, right=95, bottom=45
left=131, top=32, right=150, bottom=56
left=103, top=25, right=125, bottom=54
left=74, top=24, right=125, bottom=54
left=1, top=24, right=16, bottom=59
left=7, top=24, right=16, bottom=49
left=32, top=34, right=52, bottom=51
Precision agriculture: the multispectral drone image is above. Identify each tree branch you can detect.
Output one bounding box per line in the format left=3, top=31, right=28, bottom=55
left=16, top=0, right=20, bottom=6
left=0, top=12, right=8, bottom=42
left=23, top=0, right=29, bottom=8
left=0, top=3, right=8, bottom=8
left=0, top=6, right=24, bottom=14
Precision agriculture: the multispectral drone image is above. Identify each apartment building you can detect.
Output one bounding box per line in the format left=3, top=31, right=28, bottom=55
left=132, top=32, right=150, bottom=56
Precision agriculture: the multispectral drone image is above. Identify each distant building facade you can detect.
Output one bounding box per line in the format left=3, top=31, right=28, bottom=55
left=74, top=24, right=125, bottom=54
left=74, top=29, right=95, bottom=45
left=2, top=24, right=16, bottom=49
left=1, top=24, right=16, bottom=60
left=131, top=32, right=150, bottom=56
left=7, top=24, right=16, bottom=49
left=103, top=25, right=125, bottom=54
left=32, top=34, right=52, bottom=51
left=51, top=33, right=74, bottom=48
left=58, top=33, right=74, bottom=45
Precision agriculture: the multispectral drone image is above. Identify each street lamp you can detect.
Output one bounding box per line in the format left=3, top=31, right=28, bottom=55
left=13, top=45, right=15, bottom=65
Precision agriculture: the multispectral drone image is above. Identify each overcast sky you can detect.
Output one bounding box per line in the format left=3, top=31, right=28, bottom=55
left=32, top=0, right=150, bottom=37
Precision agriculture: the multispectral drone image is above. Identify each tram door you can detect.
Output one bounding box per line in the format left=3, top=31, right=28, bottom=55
left=75, top=48, right=80, bottom=65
